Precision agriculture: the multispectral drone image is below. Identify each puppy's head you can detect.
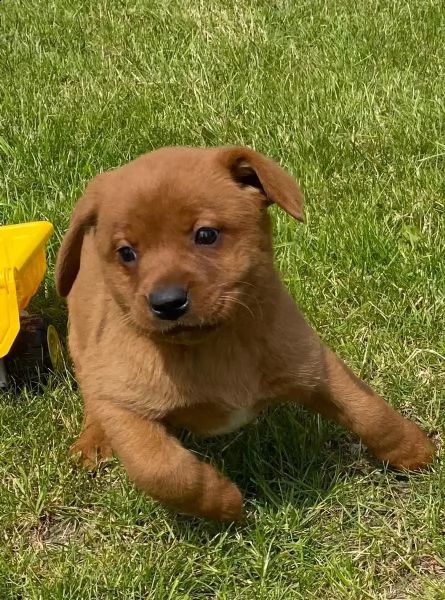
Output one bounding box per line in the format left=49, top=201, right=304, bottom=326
left=55, top=146, right=303, bottom=342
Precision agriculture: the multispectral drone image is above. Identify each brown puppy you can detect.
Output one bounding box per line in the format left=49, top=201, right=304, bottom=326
left=55, top=146, right=434, bottom=521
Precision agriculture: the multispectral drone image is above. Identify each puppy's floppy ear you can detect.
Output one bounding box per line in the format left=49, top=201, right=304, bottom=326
left=218, top=146, right=304, bottom=222
left=55, top=177, right=102, bottom=297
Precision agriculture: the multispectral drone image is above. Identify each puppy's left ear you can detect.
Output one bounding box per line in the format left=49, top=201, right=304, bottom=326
left=55, top=174, right=104, bottom=298
left=218, top=146, right=304, bottom=222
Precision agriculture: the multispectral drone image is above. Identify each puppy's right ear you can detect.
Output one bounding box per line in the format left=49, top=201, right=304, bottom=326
left=217, top=146, right=304, bottom=222
left=55, top=178, right=102, bottom=298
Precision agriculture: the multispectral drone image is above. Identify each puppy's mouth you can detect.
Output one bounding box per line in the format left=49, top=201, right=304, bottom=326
left=161, top=321, right=221, bottom=337
left=134, top=288, right=244, bottom=343
left=151, top=296, right=231, bottom=340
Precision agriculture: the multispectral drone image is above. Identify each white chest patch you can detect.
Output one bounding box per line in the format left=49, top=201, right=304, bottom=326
left=209, top=407, right=257, bottom=436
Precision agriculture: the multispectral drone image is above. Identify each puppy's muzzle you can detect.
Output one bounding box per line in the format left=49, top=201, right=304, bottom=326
left=148, top=286, right=189, bottom=321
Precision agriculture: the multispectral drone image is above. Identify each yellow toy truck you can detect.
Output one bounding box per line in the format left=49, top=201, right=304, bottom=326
left=0, top=221, right=62, bottom=388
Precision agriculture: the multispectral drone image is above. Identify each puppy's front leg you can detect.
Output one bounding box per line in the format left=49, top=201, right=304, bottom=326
left=94, top=402, right=243, bottom=521
left=292, top=346, right=434, bottom=470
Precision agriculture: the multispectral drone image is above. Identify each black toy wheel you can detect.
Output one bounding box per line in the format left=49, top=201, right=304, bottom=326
left=5, top=314, right=63, bottom=386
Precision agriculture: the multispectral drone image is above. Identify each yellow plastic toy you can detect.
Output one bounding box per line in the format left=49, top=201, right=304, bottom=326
left=0, top=221, right=62, bottom=387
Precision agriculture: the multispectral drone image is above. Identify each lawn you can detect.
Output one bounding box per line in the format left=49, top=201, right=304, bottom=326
left=1, top=0, right=444, bottom=598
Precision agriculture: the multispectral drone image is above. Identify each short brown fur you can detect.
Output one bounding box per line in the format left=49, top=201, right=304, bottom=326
left=56, top=146, right=434, bottom=521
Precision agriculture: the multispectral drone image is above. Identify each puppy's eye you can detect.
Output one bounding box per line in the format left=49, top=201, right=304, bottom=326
left=117, top=246, right=137, bottom=264
left=194, top=227, right=220, bottom=245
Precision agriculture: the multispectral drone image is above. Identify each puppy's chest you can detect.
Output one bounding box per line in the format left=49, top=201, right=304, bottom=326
left=88, top=330, right=268, bottom=435
left=165, top=402, right=259, bottom=436
left=128, top=344, right=263, bottom=432
left=156, top=362, right=259, bottom=409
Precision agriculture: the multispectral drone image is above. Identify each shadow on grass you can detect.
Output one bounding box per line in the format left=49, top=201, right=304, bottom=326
left=162, top=404, right=365, bottom=534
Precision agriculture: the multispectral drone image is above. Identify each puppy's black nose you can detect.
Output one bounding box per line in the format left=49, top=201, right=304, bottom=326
left=148, top=286, right=189, bottom=320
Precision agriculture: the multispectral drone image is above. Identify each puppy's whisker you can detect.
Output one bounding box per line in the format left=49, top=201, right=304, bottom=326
left=213, top=280, right=257, bottom=292
left=222, top=287, right=264, bottom=320
left=118, top=312, right=137, bottom=329
left=220, top=294, right=255, bottom=318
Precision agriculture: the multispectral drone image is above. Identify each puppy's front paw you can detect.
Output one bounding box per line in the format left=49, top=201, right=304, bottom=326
left=378, top=419, right=435, bottom=471
left=195, top=465, right=244, bottom=522
left=69, top=423, right=113, bottom=468
left=217, top=480, right=244, bottom=522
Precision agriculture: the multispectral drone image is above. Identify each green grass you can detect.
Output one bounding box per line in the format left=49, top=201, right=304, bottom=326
left=1, top=0, right=444, bottom=598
